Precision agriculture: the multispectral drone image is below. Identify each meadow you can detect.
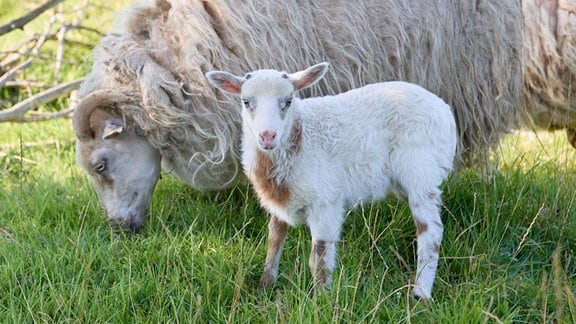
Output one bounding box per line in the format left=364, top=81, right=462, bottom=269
left=1, top=1, right=575, bottom=322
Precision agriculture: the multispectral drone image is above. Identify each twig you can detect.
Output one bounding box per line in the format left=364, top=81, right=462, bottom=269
left=3, top=81, right=47, bottom=89
left=512, top=204, right=546, bottom=260
left=0, top=58, right=32, bottom=88
left=1, top=29, right=58, bottom=58
left=0, top=139, right=64, bottom=149
left=31, top=10, right=59, bottom=56
left=55, top=24, right=67, bottom=82
left=0, top=0, right=64, bottom=36
left=73, top=24, right=105, bottom=37
left=0, top=78, right=83, bottom=122
left=0, top=152, right=37, bottom=165
left=0, top=53, right=22, bottom=71
left=25, top=106, right=76, bottom=122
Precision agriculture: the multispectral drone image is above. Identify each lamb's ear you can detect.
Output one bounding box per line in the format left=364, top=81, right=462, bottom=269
left=289, top=62, right=329, bottom=91
left=205, top=71, right=245, bottom=94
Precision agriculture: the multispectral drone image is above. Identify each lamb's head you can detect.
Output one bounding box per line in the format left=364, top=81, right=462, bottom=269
left=206, top=62, right=329, bottom=151
left=73, top=89, right=162, bottom=232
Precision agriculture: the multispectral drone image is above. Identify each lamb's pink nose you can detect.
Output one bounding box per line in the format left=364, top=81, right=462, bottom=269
left=259, top=130, right=277, bottom=149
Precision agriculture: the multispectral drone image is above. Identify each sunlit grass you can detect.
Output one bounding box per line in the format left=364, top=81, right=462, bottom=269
left=1, top=117, right=574, bottom=322
left=1, top=0, right=575, bottom=322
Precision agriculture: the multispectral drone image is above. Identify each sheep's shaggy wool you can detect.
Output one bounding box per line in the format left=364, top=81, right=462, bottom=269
left=77, top=0, right=575, bottom=189
left=522, top=0, right=576, bottom=132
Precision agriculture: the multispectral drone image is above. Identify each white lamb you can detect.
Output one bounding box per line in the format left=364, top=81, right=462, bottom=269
left=205, top=62, right=457, bottom=300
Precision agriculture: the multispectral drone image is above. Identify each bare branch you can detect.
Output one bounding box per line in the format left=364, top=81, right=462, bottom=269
left=0, top=53, right=22, bottom=71
left=73, top=24, right=105, bottom=37
left=31, top=10, right=59, bottom=56
left=0, top=0, right=108, bottom=124
left=3, top=81, right=47, bottom=89
left=24, top=106, right=76, bottom=122
left=0, top=0, right=65, bottom=36
left=55, top=25, right=67, bottom=82
left=0, top=139, right=68, bottom=150
left=0, top=58, right=32, bottom=88
left=0, top=152, right=38, bottom=165
left=0, top=78, right=83, bottom=122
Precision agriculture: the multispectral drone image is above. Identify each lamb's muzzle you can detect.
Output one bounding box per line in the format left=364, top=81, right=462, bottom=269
left=259, top=130, right=277, bottom=150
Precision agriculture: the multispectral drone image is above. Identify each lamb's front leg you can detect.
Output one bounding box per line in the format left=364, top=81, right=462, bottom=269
left=307, top=204, right=344, bottom=287
left=257, top=216, right=288, bottom=290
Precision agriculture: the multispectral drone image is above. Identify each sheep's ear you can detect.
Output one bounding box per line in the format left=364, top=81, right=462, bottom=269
left=102, top=119, right=124, bottom=139
left=289, top=62, right=329, bottom=91
left=205, top=71, right=244, bottom=94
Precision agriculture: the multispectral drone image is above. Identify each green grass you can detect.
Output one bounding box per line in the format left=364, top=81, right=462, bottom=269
left=1, top=1, right=575, bottom=322
left=1, top=126, right=575, bottom=322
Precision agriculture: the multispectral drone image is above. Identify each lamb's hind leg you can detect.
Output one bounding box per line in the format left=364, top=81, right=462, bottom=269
left=307, top=204, right=344, bottom=288
left=258, top=216, right=288, bottom=291
left=408, top=187, right=444, bottom=300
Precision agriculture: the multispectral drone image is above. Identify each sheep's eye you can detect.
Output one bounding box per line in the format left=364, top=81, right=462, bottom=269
left=94, top=162, right=106, bottom=173
left=285, top=99, right=292, bottom=108
left=242, top=99, right=250, bottom=107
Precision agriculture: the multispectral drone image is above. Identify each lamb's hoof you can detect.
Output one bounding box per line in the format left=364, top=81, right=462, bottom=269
left=257, top=270, right=275, bottom=291
left=410, top=293, right=430, bottom=308
left=309, top=281, right=331, bottom=296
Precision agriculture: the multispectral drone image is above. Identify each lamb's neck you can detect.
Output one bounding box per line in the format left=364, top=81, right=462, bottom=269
left=245, top=117, right=302, bottom=207
left=250, top=116, right=303, bottom=182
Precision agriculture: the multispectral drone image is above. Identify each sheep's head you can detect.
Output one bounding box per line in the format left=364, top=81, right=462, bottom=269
left=206, top=62, right=329, bottom=151
left=73, top=89, right=162, bottom=232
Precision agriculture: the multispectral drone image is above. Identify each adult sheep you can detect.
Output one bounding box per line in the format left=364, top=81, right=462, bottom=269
left=73, top=0, right=576, bottom=231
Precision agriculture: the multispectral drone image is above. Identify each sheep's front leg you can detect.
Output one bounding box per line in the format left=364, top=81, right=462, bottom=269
left=410, top=190, right=444, bottom=300
left=257, top=216, right=288, bottom=290
left=307, top=205, right=344, bottom=288
left=567, top=127, right=576, bottom=148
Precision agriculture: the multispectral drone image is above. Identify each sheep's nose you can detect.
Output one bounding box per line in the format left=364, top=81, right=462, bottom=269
left=259, top=130, right=277, bottom=149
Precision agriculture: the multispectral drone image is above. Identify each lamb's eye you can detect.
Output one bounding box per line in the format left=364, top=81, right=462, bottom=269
left=242, top=98, right=256, bottom=111
left=281, top=98, right=292, bottom=112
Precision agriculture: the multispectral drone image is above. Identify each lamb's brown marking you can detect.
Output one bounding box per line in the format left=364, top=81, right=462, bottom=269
left=267, top=216, right=288, bottom=255
left=258, top=216, right=288, bottom=290
left=252, top=151, right=290, bottom=206
left=288, top=118, right=302, bottom=153
left=250, top=119, right=302, bottom=206
left=416, top=221, right=429, bottom=236
left=311, top=240, right=329, bottom=285
left=313, top=239, right=327, bottom=259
